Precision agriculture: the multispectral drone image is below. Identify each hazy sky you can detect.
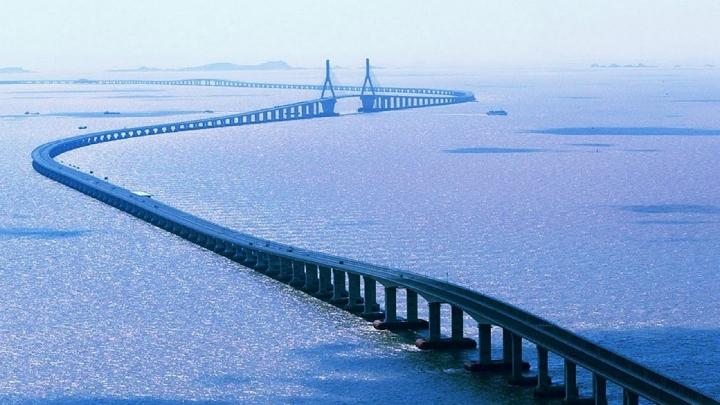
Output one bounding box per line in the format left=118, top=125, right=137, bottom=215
left=2, top=0, right=720, bottom=72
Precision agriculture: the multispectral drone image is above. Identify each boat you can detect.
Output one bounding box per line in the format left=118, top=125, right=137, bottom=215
left=103, top=111, right=120, bottom=115
left=78, top=126, right=87, bottom=130
left=486, top=110, right=508, bottom=116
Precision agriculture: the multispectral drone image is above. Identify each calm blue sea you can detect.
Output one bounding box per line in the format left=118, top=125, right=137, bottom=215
left=1, top=67, right=718, bottom=403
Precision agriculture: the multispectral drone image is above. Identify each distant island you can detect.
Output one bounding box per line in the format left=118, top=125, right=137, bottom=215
left=0, top=66, right=31, bottom=74
left=109, top=61, right=294, bottom=73
left=590, top=63, right=657, bottom=68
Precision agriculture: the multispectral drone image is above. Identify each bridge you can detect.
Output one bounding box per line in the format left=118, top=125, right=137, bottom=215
left=25, top=60, right=717, bottom=405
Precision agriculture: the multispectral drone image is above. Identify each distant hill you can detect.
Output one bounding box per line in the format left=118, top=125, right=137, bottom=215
left=0, top=66, right=31, bottom=74
left=179, top=61, right=293, bottom=71
left=108, top=61, right=294, bottom=73
left=590, top=63, right=657, bottom=68
left=108, top=66, right=163, bottom=73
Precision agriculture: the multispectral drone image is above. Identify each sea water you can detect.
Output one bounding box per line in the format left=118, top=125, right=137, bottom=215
left=1, top=67, right=718, bottom=403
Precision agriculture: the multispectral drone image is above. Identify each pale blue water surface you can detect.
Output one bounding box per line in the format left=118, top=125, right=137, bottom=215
left=1, top=67, right=719, bottom=403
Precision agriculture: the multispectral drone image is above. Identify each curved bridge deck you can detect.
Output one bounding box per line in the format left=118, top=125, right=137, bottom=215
left=24, top=74, right=718, bottom=404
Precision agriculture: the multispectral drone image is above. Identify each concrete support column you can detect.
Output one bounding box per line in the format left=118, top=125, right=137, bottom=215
left=317, top=266, right=332, bottom=298
left=511, top=333, right=523, bottom=380
left=290, top=260, right=305, bottom=287
left=451, top=306, right=464, bottom=341
left=331, top=269, right=347, bottom=302
left=303, top=263, right=319, bottom=293
left=564, top=359, right=579, bottom=401
left=266, top=255, right=280, bottom=277
left=623, top=389, right=639, bottom=405
left=254, top=252, right=268, bottom=272
left=593, top=374, right=608, bottom=405
left=384, top=286, right=397, bottom=323
left=278, top=258, right=293, bottom=281
left=346, top=273, right=362, bottom=312
left=478, top=324, right=492, bottom=363
left=502, top=328, right=513, bottom=365
left=363, top=277, right=378, bottom=314
left=241, top=248, right=257, bottom=268
left=537, top=346, right=549, bottom=388
left=406, top=290, right=418, bottom=321
left=232, top=246, right=245, bottom=263
left=428, top=302, right=441, bottom=342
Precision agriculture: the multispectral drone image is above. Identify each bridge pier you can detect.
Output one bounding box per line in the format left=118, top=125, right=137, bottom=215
left=290, top=260, right=305, bottom=287
left=509, top=333, right=537, bottom=386
left=303, top=263, right=319, bottom=293
left=253, top=252, right=268, bottom=272
left=416, top=303, right=476, bottom=350
left=465, top=325, right=530, bottom=372
left=358, top=95, right=377, bottom=113
left=345, top=273, right=363, bottom=312
left=407, top=289, right=418, bottom=322
left=316, top=266, right=333, bottom=299
left=330, top=269, right=348, bottom=304
left=564, top=359, right=580, bottom=402
left=319, top=99, right=338, bottom=117
left=221, top=241, right=235, bottom=260
left=266, top=254, right=281, bottom=277
left=593, top=374, right=608, bottom=405
left=623, top=388, right=639, bottom=405
left=361, top=277, right=383, bottom=320
left=372, top=285, right=427, bottom=330
left=241, top=248, right=257, bottom=268
left=384, top=286, right=397, bottom=323
left=533, top=346, right=564, bottom=398
left=231, top=246, right=245, bottom=263
left=278, top=257, right=293, bottom=282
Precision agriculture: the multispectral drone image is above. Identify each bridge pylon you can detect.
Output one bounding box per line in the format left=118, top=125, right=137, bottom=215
left=319, top=59, right=338, bottom=116
left=320, top=59, right=336, bottom=99
left=359, top=58, right=377, bottom=113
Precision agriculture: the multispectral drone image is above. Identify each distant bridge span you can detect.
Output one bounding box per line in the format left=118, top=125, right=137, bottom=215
left=24, top=60, right=718, bottom=404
